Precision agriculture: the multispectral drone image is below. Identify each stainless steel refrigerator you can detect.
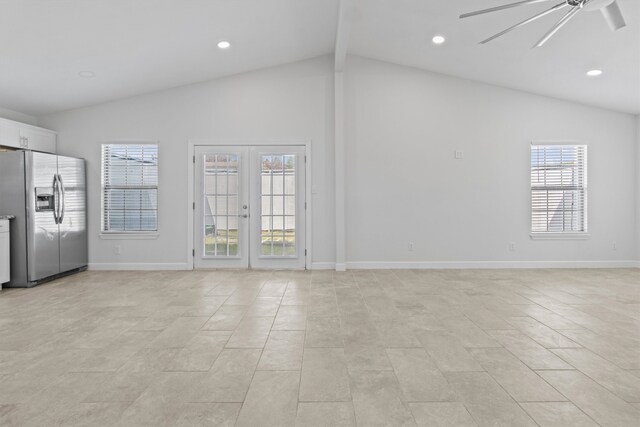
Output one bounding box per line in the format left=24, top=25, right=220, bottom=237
left=0, top=151, right=87, bottom=287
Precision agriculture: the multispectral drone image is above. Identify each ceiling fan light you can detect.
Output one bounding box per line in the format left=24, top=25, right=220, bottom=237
left=586, top=69, right=603, bottom=77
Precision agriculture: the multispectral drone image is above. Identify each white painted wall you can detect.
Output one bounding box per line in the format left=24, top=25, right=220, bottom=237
left=345, top=56, right=637, bottom=268
left=38, top=56, right=336, bottom=269
left=0, top=106, right=38, bottom=126
left=33, top=53, right=638, bottom=270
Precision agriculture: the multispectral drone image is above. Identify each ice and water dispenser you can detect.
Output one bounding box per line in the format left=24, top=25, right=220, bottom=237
left=35, top=187, right=55, bottom=211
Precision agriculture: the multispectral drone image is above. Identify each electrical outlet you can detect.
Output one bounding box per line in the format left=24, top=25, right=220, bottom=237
left=509, top=242, right=516, bottom=252
left=408, top=242, right=414, bottom=252
left=454, top=150, right=464, bottom=159
left=114, top=245, right=121, bottom=255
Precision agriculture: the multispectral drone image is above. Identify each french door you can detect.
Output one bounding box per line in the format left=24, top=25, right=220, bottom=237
left=194, top=145, right=306, bottom=269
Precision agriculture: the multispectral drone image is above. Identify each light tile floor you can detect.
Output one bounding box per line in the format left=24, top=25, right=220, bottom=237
left=0, top=268, right=639, bottom=426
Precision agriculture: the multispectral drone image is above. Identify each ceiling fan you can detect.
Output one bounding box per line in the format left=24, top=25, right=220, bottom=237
left=460, top=0, right=627, bottom=47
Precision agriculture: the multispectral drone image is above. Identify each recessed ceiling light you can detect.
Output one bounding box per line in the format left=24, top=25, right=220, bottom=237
left=78, top=71, right=95, bottom=78
left=217, top=40, right=231, bottom=49
left=432, top=35, right=446, bottom=45
left=586, top=69, right=603, bottom=77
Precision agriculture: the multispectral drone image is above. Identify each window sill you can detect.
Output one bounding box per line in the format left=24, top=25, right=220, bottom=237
left=100, top=232, right=159, bottom=240
left=530, top=233, right=590, bottom=240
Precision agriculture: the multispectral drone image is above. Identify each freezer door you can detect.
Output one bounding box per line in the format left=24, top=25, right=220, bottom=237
left=26, top=152, right=60, bottom=281
left=58, top=155, right=87, bottom=272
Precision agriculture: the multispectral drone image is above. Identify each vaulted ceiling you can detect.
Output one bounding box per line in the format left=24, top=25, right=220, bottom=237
left=0, top=0, right=638, bottom=116
left=350, top=0, right=639, bottom=114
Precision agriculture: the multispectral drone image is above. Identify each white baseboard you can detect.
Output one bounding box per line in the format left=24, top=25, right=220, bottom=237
left=88, top=263, right=190, bottom=271
left=310, top=262, right=336, bottom=270
left=346, top=260, right=639, bottom=269
left=335, top=263, right=347, bottom=272
left=87, top=260, right=639, bottom=271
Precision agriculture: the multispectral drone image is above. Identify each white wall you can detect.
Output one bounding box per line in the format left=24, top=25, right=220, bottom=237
left=0, top=106, right=38, bottom=126
left=35, top=53, right=638, bottom=270
left=345, top=56, right=638, bottom=268
left=39, top=56, right=335, bottom=269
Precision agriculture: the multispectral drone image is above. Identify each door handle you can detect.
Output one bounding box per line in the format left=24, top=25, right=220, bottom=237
left=57, top=174, right=65, bottom=224
left=52, top=175, right=60, bottom=224
left=240, top=214, right=248, bottom=218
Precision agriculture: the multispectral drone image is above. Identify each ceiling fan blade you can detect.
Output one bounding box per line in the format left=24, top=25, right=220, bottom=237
left=480, top=1, right=568, bottom=44
left=460, top=0, right=556, bottom=19
left=601, top=0, right=626, bottom=31
left=533, top=6, right=582, bottom=47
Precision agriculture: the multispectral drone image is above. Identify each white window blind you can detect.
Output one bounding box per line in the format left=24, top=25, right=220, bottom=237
left=531, top=144, right=587, bottom=233
left=102, top=144, right=158, bottom=232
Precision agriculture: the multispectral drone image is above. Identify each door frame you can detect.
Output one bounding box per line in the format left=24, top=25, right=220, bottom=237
left=187, top=139, right=312, bottom=270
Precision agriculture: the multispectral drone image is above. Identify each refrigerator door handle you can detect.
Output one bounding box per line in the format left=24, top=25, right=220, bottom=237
left=57, top=174, right=65, bottom=224
left=52, top=174, right=60, bottom=224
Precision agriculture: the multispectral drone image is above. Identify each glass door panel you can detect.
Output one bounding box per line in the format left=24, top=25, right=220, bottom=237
left=203, top=153, right=239, bottom=257
left=259, top=154, right=297, bottom=257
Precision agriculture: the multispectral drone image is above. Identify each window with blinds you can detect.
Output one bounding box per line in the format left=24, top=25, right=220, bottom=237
left=531, top=144, right=587, bottom=233
left=101, top=144, right=158, bottom=232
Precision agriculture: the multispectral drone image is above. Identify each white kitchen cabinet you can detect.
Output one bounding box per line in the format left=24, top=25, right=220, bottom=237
left=0, top=119, right=21, bottom=148
left=0, top=118, right=56, bottom=153
left=20, top=127, right=56, bottom=153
